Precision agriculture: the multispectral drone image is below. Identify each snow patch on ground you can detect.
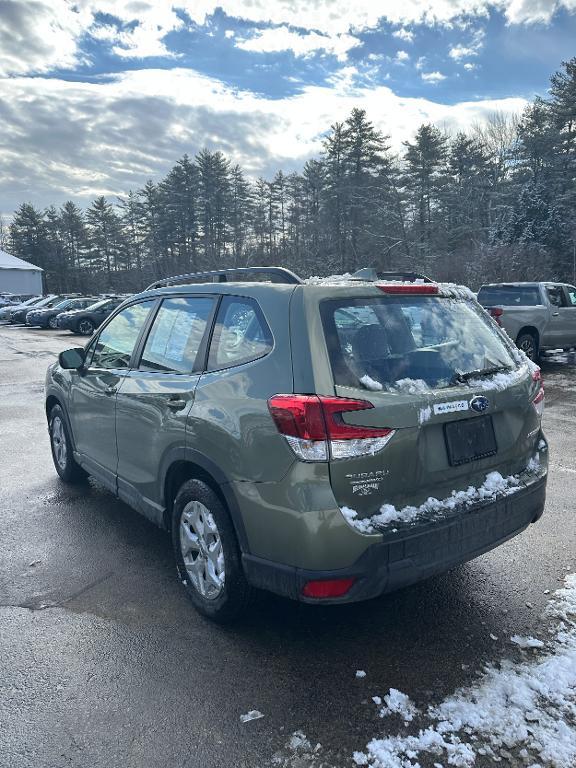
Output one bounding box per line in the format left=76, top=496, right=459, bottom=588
left=353, top=574, right=576, bottom=768
left=342, top=467, right=538, bottom=533
left=240, top=710, right=264, bottom=723
left=377, top=689, right=418, bottom=724
left=272, top=730, right=324, bottom=767
left=511, top=634, right=546, bottom=649
left=356, top=670, right=367, bottom=678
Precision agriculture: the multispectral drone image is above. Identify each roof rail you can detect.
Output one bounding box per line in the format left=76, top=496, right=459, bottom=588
left=145, top=266, right=303, bottom=291
left=352, top=267, right=434, bottom=283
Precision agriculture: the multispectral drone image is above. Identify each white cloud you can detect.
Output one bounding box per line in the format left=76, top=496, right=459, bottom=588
left=392, top=28, right=415, bottom=42
left=415, top=56, right=427, bottom=70
left=2, top=0, right=575, bottom=76
left=464, top=62, right=477, bottom=70
left=421, top=70, right=447, bottom=82
left=449, top=43, right=478, bottom=60
left=0, top=66, right=527, bottom=211
left=235, top=25, right=360, bottom=60
left=504, top=0, right=576, bottom=24
left=394, top=50, right=410, bottom=63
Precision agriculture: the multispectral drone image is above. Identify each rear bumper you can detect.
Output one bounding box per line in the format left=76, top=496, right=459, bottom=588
left=242, top=474, right=547, bottom=603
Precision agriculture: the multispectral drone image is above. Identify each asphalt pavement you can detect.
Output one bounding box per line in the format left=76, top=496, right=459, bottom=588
left=1, top=324, right=575, bottom=768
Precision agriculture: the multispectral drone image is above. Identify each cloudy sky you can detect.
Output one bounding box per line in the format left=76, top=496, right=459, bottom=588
left=1, top=0, right=575, bottom=214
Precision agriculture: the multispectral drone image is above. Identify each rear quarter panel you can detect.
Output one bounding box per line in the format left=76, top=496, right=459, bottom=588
left=187, top=286, right=297, bottom=483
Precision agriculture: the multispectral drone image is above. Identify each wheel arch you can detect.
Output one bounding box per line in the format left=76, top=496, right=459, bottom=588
left=161, top=451, right=250, bottom=553
left=516, top=326, right=540, bottom=347
left=45, top=394, right=77, bottom=451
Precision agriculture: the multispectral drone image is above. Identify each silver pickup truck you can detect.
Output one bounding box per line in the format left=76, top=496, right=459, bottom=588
left=477, top=281, right=576, bottom=360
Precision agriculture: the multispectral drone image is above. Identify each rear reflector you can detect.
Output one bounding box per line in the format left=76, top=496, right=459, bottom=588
left=302, top=577, right=356, bottom=599
left=377, top=284, right=439, bottom=295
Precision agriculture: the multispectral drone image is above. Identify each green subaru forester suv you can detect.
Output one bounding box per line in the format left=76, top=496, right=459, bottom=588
left=45, top=267, right=548, bottom=621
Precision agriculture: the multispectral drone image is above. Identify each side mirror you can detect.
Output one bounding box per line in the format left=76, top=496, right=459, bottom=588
left=59, top=348, right=85, bottom=370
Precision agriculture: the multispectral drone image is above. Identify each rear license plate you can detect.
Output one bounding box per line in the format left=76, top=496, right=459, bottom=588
left=444, top=415, right=497, bottom=466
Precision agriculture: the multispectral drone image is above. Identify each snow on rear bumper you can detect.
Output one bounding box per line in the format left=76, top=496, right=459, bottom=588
left=242, top=470, right=547, bottom=604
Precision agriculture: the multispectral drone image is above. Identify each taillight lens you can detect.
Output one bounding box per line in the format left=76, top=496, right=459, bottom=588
left=531, top=369, right=544, bottom=417
left=268, top=394, right=395, bottom=461
left=488, top=307, right=504, bottom=326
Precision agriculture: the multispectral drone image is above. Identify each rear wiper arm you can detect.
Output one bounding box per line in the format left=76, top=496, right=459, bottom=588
left=450, top=365, right=511, bottom=385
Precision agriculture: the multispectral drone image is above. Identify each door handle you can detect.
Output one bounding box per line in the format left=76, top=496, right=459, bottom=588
left=167, top=397, right=187, bottom=410
left=105, top=385, right=118, bottom=396
left=552, top=312, right=560, bottom=317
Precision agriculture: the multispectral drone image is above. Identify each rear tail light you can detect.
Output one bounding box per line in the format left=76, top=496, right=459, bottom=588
left=488, top=307, right=504, bottom=326
left=268, top=394, right=395, bottom=461
left=531, top=369, right=544, bottom=417
left=302, top=577, right=356, bottom=598
left=377, top=284, right=439, bottom=295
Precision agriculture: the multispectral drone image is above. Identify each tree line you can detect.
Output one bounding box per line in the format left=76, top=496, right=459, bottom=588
left=7, top=58, right=576, bottom=293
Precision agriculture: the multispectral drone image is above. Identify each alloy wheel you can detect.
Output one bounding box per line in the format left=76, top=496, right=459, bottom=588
left=179, top=501, right=225, bottom=600
left=519, top=338, right=535, bottom=360
left=51, top=416, right=68, bottom=470
left=78, top=320, right=94, bottom=335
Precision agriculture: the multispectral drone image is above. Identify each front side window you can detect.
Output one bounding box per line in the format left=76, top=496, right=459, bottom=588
left=546, top=286, right=566, bottom=308
left=89, top=301, right=154, bottom=370
left=208, top=297, right=273, bottom=369
left=139, top=297, right=214, bottom=374
left=563, top=286, right=576, bottom=306
left=322, top=295, right=518, bottom=392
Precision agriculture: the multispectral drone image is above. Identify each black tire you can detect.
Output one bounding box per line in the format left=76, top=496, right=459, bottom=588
left=172, top=479, right=253, bottom=623
left=77, top=318, right=95, bottom=336
left=516, top=332, right=539, bottom=362
left=48, top=405, right=87, bottom=483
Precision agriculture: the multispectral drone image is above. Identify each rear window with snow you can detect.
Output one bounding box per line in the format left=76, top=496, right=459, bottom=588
left=477, top=285, right=543, bottom=307
left=321, top=295, right=518, bottom=392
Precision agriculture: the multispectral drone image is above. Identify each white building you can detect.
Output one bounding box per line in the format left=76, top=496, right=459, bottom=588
left=0, top=250, right=43, bottom=295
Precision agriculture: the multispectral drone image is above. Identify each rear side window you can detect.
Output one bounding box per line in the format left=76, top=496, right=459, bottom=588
left=566, top=286, right=576, bottom=306
left=139, top=297, right=214, bottom=374
left=89, top=301, right=154, bottom=370
left=208, top=296, right=272, bottom=370
left=322, top=295, right=517, bottom=392
left=477, top=286, right=542, bottom=306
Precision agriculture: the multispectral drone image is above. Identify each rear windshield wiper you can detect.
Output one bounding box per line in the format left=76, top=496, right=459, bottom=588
left=450, top=365, right=512, bottom=385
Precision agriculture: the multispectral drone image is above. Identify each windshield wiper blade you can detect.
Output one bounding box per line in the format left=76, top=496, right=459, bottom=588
left=450, top=365, right=511, bottom=385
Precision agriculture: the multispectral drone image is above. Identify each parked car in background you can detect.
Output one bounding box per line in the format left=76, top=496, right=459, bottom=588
left=26, top=297, right=99, bottom=329
left=46, top=267, right=548, bottom=622
left=57, top=295, right=129, bottom=335
left=0, top=295, right=45, bottom=323
left=477, top=281, right=576, bottom=360
left=9, top=295, right=63, bottom=324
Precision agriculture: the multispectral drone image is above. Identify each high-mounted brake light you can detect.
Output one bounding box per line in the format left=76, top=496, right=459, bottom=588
left=268, top=394, right=395, bottom=461
left=377, top=284, right=439, bottom=295
left=302, top=577, right=356, bottom=599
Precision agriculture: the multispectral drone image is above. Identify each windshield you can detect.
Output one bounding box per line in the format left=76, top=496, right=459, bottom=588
left=322, top=295, right=518, bottom=392
left=33, top=296, right=58, bottom=308
left=51, top=299, right=73, bottom=309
